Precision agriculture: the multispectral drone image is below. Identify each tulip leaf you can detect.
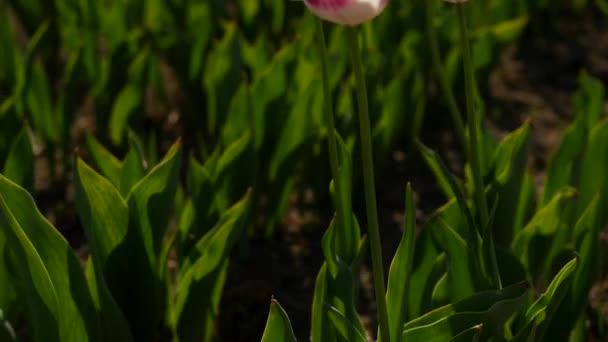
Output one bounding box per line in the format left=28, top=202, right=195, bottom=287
left=0, top=175, right=101, bottom=342
left=3, top=126, right=34, bottom=190
left=403, top=283, right=529, bottom=341
left=542, top=72, right=603, bottom=205
left=487, top=121, right=531, bottom=245
left=73, top=159, right=136, bottom=342
left=261, top=299, right=297, bottom=342
left=514, top=257, right=578, bottom=341
left=385, top=184, right=416, bottom=342
left=173, top=190, right=251, bottom=342
left=85, top=133, right=146, bottom=196
left=512, top=187, right=577, bottom=278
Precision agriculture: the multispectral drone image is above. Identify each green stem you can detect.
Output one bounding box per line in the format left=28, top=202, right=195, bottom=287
left=425, top=0, right=467, bottom=150
left=316, top=20, right=348, bottom=244
left=456, top=4, right=502, bottom=289
left=347, top=27, right=390, bottom=342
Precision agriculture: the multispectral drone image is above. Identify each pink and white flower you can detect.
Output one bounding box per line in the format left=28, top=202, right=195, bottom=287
left=304, top=0, right=390, bottom=26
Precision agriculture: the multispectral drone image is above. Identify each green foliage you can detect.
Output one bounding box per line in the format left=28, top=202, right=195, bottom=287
left=0, top=175, right=101, bottom=342
left=261, top=299, right=297, bottom=342
left=0, top=0, right=606, bottom=341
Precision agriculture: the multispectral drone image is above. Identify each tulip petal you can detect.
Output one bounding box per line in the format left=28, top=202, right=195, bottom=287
left=304, top=0, right=389, bottom=26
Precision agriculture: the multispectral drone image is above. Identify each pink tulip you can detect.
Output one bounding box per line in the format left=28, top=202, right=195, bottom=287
left=304, top=0, right=390, bottom=26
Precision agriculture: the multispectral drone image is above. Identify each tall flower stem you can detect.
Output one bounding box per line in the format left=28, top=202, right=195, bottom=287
left=347, top=27, right=390, bottom=342
left=425, top=0, right=467, bottom=149
left=316, top=20, right=348, bottom=242
left=456, top=4, right=502, bottom=289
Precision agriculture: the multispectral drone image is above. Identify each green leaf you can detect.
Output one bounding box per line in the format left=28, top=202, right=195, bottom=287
left=261, top=299, right=297, bottom=342
left=407, top=221, right=441, bottom=320
left=415, top=141, right=456, bottom=200
left=323, top=133, right=359, bottom=274
left=109, top=84, right=143, bottom=145
left=0, top=175, right=100, bottom=342
left=542, top=72, right=604, bottom=205
left=515, top=257, right=578, bottom=341
left=26, top=62, right=61, bottom=143
left=2, top=126, right=34, bottom=190
left=173, top=191, right=251, bottom=342
left=127, top=141, right=182, bottom=271
left=546, top=195, right=605, bottom=338
left=578, top=120, right=608, bottom=217
left=311, top=264, right=332, bottom=342
left=403, top=283, right=529, bottom=341
left=187, top=3, right=212, bottom=79
left=487, top=121, right=531, bottom=245
left=385, top=184, right=416, bottom=342
left=430, top=218, right=476, bottom=305
left=326, top=305, right=367, bottom=342
left=512, top=187, right=577, bottom=278
left=85, top=134, right=146, bottom=196
left=73, top=159, right=135, bottom=342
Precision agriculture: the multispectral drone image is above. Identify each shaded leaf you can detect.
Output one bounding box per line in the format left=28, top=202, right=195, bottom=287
left=261, top=299, right=297, bottom=342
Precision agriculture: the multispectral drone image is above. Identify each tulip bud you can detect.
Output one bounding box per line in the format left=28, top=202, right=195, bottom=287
left=304, top=0, right=389, bottom=26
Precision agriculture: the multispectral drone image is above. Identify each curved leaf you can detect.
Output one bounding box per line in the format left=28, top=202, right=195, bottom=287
left=385, top=184, right=416, bottom=342
left=0, top=175, right=100, bottom=342
left=261, top=299, right=297, bottom=342
left=404, top=283, right=529, bottom=341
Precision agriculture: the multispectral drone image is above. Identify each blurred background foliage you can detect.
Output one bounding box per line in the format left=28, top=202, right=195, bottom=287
left=1, top=0, right=608, bottom=340
left=0, top=0, right=564, bottom=228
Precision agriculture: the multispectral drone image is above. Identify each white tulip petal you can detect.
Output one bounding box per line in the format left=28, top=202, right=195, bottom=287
left=304, top=0, right=389, bottom=26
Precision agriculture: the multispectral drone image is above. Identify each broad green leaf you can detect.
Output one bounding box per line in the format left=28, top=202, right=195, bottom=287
left=261, top=299, right=297, bottom=342
left=546, top=195, right=604, bottom=338
left=85, top=134, right=146, bottom=197
left=407, top=223, right=441, bottom=320
left=214, top=132, right=254, bottom=213
left=127, top=141, right=182, bottom=261
left=311, top=260, right=365, bottom=342
left=326, top=305, right=367, bottom=342
left=512, top=187, right=577, bottom=278
left=542, top=73, right=604, bottom=205
left=173, top=191, right=251, bottom=342
left=204, top=23, right=242, bottom=137
left=109, top=84, right=143, bottom=145
left=403, top=283, right=529, bottom=341
left=2, top=126, right=33, bottom=190
left=269, top=80, right=320, bottom=181
left=0, top=175, right=100, bottom=342
left=487, top=121, right=531, bottom=246
left=323, top=133, right=359, bottom=275
left=73, top=159, right=134, bottom=342
left=430, top=218, right=476, bottom=304
left=311, top=263, right=332, bottom=342
left=250, top=45, right=293, bottom=148
left=578, top=120, right=608, bottom=217
left=515, top=257, right=578, bottom=341
left=416, top=141, right=456, bottom=200
left=385, top=184, right=416, bottom=342
left=188, top=3, right=212, bottom=79
left=26, top=62, right=61, bottom=143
